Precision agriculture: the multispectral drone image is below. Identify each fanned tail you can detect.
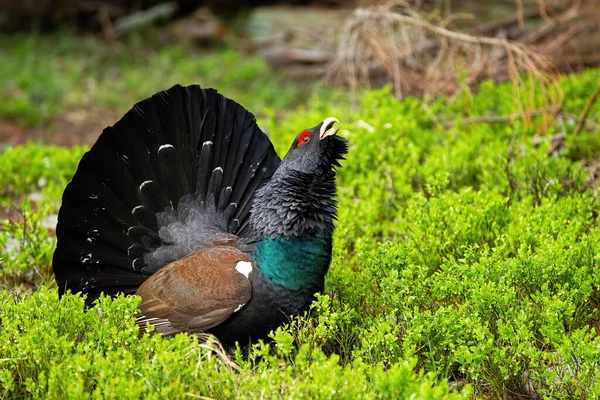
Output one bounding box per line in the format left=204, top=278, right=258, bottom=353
left=53, top=84, right=280, bottom=304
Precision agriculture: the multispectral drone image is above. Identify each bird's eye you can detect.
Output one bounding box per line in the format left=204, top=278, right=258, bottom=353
left=297, top=131, right=312, bottom=147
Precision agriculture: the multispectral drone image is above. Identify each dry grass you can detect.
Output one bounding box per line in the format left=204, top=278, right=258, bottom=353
left=324, top=0, right=600, bottom=131
left=326, top=1, right=558, bottom=107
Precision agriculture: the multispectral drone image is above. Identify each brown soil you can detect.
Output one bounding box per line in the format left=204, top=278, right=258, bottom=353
left=0, top=108, right=119, bottom=147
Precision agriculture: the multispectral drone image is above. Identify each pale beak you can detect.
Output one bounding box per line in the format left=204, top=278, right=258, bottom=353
left=319, top=117, right=340, bottom=140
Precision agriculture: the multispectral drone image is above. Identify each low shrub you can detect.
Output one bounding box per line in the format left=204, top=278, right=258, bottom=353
left=2, top=67, right=600, bottom=398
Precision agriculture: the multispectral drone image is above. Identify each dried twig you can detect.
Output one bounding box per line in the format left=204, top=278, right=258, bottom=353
left=185, top=394, right=216, bottom=400
left=98, top=6, right=116, bottom=41
left=113, top=2, right=176, bottom=37
left=320, top=0, right=600, bottom=114
left=326, top=5, right=558, bottom=119
left=196, top=333, right=242, bottom=373
left=443, top=109, right=600, bottom=131
left=575, top=80, right=600, bottom=136
left=443, top=109, right=554, bottom=129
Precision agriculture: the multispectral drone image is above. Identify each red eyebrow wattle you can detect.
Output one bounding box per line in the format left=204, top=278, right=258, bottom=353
left=297, top=130, right=312, bottom=146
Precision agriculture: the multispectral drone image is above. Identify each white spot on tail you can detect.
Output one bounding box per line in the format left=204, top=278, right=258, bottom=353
left=140, top=180, right=153, bottom=190
left=158, top=144, right=174, bottom=152
left=235, top=261, right=252, bottom=278
left=214, top=167, right=223, bottom=172
left=203, top=141, right=213, bottom=147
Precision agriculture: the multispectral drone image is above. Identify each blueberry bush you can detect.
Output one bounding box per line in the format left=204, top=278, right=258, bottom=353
left=2, top=31, right=600, bottom=398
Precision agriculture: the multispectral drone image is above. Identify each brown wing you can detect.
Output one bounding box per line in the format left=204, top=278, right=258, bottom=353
left=135, top=245, right=252, bottom=336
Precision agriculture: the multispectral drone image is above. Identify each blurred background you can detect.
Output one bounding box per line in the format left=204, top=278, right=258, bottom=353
left=0, top=0, right=598, bottom=146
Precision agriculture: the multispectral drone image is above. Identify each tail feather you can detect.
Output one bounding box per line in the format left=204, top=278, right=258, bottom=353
left=206, top=167, right=224, bottom=207
left=139, top=180, right=170, bottom=213
left=53, top=84, right=281, bottom=304
left=132, top=205, right=158, bottom=232
left=235, top=139, right=281, bottom=236
left=212, top=94, right=229, bottom=173
left=157, top=144, right=189, bottom=206
left=56, top=234, right=133, bottom=269
left=218, top=186, right=233, bottom=211
left=195, top=141, right=214, bottom=201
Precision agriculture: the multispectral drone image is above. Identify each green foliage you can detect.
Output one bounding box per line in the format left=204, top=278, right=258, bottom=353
left=0, top=143, right=87, bottom=205
left=0, top=31, right=328, bottom=127
left=0, top=289, right=470, bottom=399
left=0, top=200, right=55, bottom=292
left=2, top=52, right=600, bottom=398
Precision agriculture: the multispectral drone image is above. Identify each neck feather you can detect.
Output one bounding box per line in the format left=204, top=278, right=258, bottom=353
left=248, top=169, right=338, bottom=240
left=248, top=168, right=338, bottom=290
left=253, top=236, right=331, bottom=291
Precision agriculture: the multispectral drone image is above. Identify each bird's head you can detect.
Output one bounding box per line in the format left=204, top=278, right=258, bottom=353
left=249, top=118, right=348, bottom=240
left=279, top=117, right=348, bottom=174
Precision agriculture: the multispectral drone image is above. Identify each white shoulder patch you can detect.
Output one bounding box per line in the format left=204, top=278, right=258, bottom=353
left=235, top=261, right=252, bottom=278
left=158, top=144, right=174, bottom=152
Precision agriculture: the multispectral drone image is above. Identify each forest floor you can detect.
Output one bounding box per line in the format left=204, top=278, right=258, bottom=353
left=2, top=26, right=600, bottom=399
left=0, top=28, right=332, bottom=145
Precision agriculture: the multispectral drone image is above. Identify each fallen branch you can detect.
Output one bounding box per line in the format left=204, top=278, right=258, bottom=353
left=113, top=2, right=176, bottom=37
left=262, top=48, right=332, bottom=68
left=473, top=7, right=545, bottom=38
left=443, top=109, right=554, bottom=129
left=443, top=109, right=600, bottom=131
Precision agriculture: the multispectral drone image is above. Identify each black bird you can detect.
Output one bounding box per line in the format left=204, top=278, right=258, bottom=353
left=52, top=84, right=347, bottom=344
